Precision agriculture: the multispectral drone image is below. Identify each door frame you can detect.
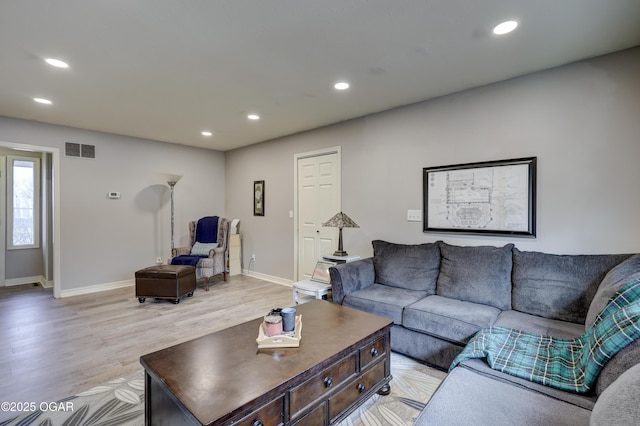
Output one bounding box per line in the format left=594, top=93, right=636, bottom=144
left=293, top=146, right=341, bottom=281
left=0, top=140, right=61, bottom=298
left=0, top=155, right=5, bottom=286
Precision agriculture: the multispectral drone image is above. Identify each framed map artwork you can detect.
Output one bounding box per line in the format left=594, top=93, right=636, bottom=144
left=423, top=157, right=536, bottom=237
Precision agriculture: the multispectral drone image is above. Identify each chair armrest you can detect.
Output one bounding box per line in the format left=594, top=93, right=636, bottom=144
left=209, top=246, right=226, bottom=257
left=172, top=247, right=191, bottom=257
left=329, top=258, right=375, bottom=305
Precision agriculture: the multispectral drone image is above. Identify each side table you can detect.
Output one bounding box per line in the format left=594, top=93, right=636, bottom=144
left=292, top=279, right=332, bottom=305
left=322, top=254, right=361, bottom=264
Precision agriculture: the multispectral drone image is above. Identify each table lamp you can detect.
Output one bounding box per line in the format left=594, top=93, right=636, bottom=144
left=322, top=212, right=359, bottom=256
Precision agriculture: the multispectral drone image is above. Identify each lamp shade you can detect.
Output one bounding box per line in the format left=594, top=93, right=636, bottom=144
left=162, top=173, right=183, bottom=186
left=322, top=212, right=359, bottom=229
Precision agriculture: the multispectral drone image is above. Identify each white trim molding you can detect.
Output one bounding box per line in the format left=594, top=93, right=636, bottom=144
left=59, top=279, right=135, bottom=298
left=4, top=275, right=47, bottom=287
left=241, top=270, right=292, bottom=287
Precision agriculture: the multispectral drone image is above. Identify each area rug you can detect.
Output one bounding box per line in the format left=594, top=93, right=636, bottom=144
left=0, top=353, right=444, bottom=426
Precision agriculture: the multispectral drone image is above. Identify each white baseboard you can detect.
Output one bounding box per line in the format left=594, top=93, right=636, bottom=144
left=241, top=270, right=293, bottom=287
left=4, top=275, right=47, bottom=287
left=59, top=279, right=135, bottom=298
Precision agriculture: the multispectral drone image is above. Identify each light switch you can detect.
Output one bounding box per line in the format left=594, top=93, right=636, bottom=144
left=407, top=209, right=422, bottom=222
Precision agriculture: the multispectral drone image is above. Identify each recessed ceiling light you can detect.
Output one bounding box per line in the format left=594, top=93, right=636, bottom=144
left=493, top=20, right=518, bottom=35
left=33, top=98, right=52, bottom=105
left=248, top=114, right=260, bottom=120
left=201, top=131, right=213, bottom=136
left=44, top=58, right=69, bottom=68
left=334, top=82, right=350, bottom=90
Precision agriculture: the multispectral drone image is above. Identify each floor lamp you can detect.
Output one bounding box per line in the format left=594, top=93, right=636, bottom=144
left=166, top=175, right=182, bottom=256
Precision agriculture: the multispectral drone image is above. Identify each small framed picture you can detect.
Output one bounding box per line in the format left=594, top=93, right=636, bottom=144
left=254, top=180, right=265, bottom=216
left=311, top=261, right=335, bottom=284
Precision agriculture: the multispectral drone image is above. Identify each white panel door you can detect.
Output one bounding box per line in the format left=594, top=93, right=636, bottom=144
left=296, top=151, right=340, bottom=280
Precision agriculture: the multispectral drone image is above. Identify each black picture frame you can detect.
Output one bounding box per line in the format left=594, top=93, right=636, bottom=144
left=423, top=157, right=536, bottom=237
left=254, top=180, right=265, bottom=216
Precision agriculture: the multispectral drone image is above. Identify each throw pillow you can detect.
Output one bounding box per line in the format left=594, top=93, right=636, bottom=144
left=511, top=249, right=630, bottom=324
left=191, top=242, right=218, bottom=256
left=585, top=254, right=640, bottom=330
left=436, top=243, right=513, bottom=310
left=372, top=240, right=441, bottom=293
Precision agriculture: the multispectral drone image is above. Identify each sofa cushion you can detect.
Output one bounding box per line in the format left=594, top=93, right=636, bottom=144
left=458, top=359, right=596, bottom=410
left=494, top=310, right=584, bottom=339
left=403, top=295, right=500, bottom=345
left=415, top=359, right=593, bottom=426
left=372, top=240, right=440, bottom=292
left=342, top=284, right=428, bottom=325
left=586, top=254, right=640, bottom=330
left=511, top=248, right=630, bottom=324
left=591, top=362, right=640, bottom=425
left=436, top=242, right=513, bottom=310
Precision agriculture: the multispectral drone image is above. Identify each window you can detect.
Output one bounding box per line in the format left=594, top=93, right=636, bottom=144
left=7, top=156, right=40, bottom=249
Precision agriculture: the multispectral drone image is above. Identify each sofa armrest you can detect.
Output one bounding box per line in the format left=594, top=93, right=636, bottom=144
left=329, top=258, right=375, bottom=304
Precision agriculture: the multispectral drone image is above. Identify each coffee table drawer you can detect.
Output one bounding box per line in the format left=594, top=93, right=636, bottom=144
left=291, top=403, right=326, bottom=426
left=328, top=360, right=386, bottom=421
left=229, top=395, right=284, bottom=426
left=359, top=336, right=385, bottom=370
left=289, top=352, right=357, bottom=417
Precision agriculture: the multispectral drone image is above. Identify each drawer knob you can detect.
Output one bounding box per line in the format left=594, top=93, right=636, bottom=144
left=253, top=421, right=264, bottom=426
left=357, top=383, right=366, bottom=393
left=324, top=377, right=333, bottom=387
left=370, top=348, right=379, bottom=357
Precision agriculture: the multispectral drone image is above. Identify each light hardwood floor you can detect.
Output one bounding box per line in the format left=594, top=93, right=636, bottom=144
left=0, top=275, right=294, bottom=407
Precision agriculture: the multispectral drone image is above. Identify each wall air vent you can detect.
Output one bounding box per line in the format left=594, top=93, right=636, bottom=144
left=65, top=142, right=96, bottom=159
left=65, top=142, right=81, bottom=157
left=81, top=144, right=96, bottom=159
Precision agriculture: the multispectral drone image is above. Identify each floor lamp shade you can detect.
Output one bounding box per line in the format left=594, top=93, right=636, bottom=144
left=322, top=212, right=359, bottom=256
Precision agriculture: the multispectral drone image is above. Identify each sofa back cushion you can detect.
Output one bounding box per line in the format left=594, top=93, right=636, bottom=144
left=512, top=249, right=630, bottom=324
left=372, top=240, right=440, bottom=293
left=436, top=243, right=513, bottom=310
left=585, top=254, right=640, bottom=330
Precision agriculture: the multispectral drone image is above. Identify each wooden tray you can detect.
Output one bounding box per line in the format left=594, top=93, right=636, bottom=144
left=256, top=315, right=302, bottom=348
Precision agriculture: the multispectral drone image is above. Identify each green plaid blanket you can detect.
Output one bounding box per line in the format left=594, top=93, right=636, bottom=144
left=450, top=278, right=640, bottom=393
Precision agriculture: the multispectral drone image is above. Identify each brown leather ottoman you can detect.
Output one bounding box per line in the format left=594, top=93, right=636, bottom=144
left=135, top=265, right=196, bottom=304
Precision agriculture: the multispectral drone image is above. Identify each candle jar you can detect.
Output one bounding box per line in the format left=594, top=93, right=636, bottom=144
left=263, top=314, right=283, bottom=336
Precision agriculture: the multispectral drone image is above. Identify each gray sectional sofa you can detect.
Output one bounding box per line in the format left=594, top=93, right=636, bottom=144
left=329, top=240, right=640, bottom=425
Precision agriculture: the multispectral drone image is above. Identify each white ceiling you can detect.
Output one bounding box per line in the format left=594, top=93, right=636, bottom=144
left=1, top=1, right=639, bottom=152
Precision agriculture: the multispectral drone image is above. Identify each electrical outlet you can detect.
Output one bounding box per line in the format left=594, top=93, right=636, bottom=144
left=156, top=257, right=163, bottom=265
left=407, top=209, right=422, bottom=222
left=251, top=254, right=256, bottom=261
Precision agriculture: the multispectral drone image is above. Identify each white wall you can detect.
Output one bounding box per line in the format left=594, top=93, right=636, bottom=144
left=0, top=116, right=225, bottom=292
left=225, top=47, right=640, bottom=282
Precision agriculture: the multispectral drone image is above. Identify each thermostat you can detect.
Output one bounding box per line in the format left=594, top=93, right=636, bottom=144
left=108, top=191, right=121, bottom=199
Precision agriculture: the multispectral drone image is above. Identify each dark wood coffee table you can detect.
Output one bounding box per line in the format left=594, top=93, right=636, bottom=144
left=140, top=300, right=392, bottom=425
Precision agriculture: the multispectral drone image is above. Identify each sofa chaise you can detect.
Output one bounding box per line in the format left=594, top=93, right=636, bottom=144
left=329, top=240, right=640, bottom=425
